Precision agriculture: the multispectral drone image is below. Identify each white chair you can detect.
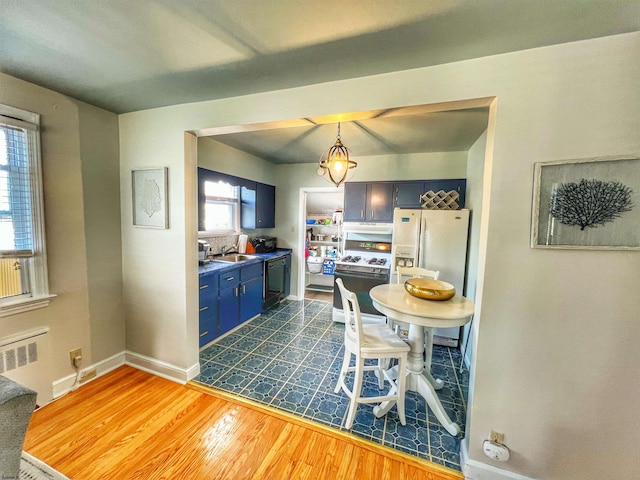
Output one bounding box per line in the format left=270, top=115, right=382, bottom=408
left=334, top=278, right=410, bottom=429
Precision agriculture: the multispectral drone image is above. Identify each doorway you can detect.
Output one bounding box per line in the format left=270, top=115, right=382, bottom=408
left=298, top=187, right=344, bottom=302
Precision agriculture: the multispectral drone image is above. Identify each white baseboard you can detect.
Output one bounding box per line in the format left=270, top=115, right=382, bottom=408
left=461, top=440, right=537, bottom=480
left=124, top=350, right=199, bottom=384
left=52, top=350, right=200, bottom=399
left=52, top=351, right=125, bottom=398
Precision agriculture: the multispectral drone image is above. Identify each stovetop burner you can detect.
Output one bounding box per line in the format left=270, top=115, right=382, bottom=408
left=367, top=257, right=387, bottom=266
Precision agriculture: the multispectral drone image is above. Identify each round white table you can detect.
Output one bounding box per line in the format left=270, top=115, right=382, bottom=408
left=369, top=283, right=475, bottom=436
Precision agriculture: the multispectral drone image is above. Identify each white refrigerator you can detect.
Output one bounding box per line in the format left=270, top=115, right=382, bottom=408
left=391, top=209, right=470, bottom=347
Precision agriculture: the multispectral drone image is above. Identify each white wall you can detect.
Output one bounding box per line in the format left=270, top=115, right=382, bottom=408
left=461, top=129, right=488, bottom=367
left=0, top=73, right=124, bottom=401
left=118, top=33, right=640, bottom=479
left=198, top=136, right=278, bottom=186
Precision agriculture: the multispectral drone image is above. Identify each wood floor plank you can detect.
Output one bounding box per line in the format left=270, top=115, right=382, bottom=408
left=24, top=365, right=462, bottom=480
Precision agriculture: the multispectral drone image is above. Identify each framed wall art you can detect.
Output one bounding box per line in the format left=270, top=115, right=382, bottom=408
left=132, top=167, right=169, bottom=229
left=531, top=155, right=639, bottom=250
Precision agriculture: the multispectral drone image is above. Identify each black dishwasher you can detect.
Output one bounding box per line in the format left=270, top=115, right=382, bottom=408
left=263, top=256, right=286, bottom=309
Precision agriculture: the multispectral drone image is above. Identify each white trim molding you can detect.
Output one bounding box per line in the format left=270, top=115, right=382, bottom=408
left=53, top=351, right=125, bottom=399
left=461, top=441, right=537, bottom=480
left=124, top=350, right=199, bottom=384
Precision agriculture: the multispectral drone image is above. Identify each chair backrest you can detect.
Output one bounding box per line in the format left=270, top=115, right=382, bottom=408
left=335, top=278, right=364, bottom=348
left=396, top=266, right=439, bottom=284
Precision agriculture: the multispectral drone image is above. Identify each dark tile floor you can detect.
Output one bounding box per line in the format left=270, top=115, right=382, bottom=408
left=193, top=299, right=469, bottom=471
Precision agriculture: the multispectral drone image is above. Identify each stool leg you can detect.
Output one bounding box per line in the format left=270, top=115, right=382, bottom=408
left=396, top=354, right=407, bottom=426
left=376, top=358, right=385, bottom=389
left=334, top=349, right=350, bottom=394
left=345, top=356, right=364, bottom=429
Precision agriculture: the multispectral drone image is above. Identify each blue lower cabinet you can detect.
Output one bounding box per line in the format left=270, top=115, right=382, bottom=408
left=199, top=271, right=219, bottom=347
left=219, top=284, right=240, bottom=335
left=240, top=275, right=263, bottom=322
left=199, top=262, right=265, bottom=343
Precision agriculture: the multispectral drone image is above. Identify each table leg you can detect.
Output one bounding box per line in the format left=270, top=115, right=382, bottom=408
left=375, top=323, right=461, bottom=436
left=423, top=327, right=444, bottom=390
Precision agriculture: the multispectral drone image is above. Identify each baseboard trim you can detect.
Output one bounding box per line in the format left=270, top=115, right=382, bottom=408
left=461, top=441, right=536, bottom=480
left=52, top=351, right=125, bottom=398
left=124, top=350, right=198, bottom=385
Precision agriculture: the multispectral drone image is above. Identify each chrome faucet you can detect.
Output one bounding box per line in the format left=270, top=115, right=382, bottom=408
left=221, top=244, right=237, bottom=255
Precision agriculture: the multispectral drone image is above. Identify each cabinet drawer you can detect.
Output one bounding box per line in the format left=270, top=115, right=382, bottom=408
left=218, top=269, right=240, bottom=288
left=241, top=262, right=263, bottom=281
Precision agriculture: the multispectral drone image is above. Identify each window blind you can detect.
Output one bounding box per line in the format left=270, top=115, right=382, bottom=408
left=0, top=117, right=36, bottom=258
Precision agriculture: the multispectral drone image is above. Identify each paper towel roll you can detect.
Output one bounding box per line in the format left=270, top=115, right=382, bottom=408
left=238, top=234, right=248, bottom=253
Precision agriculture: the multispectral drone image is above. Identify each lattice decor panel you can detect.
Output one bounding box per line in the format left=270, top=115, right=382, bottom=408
left=421, top=190, right=460, bottom=210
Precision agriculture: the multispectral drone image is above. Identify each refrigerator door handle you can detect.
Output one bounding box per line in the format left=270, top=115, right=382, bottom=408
left=418, top=215, right=427, bottom=267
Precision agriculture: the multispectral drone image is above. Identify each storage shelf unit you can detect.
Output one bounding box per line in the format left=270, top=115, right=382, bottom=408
left=305, top=213, right=342, bottom=295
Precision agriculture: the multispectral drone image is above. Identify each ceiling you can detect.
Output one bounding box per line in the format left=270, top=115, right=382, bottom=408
left=2, top=1, right=638, bottom=164
left=2, top=1, right=638, bottom=114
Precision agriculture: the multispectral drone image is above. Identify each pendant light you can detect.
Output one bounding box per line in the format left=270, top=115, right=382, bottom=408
left=317, top=122, right=357, bottom=187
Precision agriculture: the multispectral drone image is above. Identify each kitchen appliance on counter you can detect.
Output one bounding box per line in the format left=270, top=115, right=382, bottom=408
left=198, top=239, right=210, bottom=263
left=252, top=236, right=277, bottom=253
left=332, top=236, right=392, bottom=324
left=391, top=209, right=470, bottom=347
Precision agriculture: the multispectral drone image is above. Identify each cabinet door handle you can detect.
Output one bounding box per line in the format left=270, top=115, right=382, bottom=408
left=226, top=276, right=235, bottom=281
left=242, top=284, right=246, bottom=294
left=360, top=209, right=364, bottom=219
left=199, top=331, right=208, bottom=337
left=199, top=306, right=208, bottom=312
left=372, top=209, right=375, bottom=219
left=199, top=285, right=208, bottom=290
left=235, top=287, right=239, bottom=297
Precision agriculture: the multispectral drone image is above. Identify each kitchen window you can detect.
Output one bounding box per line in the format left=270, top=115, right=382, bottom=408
left=202, top=180, right=240, bottom=233
left=0, top=104, right=52, bottom=317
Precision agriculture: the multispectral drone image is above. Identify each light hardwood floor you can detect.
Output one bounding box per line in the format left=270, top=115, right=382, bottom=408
left=24, top=366, right=462, bottom=480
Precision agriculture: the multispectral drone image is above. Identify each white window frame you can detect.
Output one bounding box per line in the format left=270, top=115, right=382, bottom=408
left=0, top=104, right=54, bottom=317
left=199, top=180, right=241, bottom=236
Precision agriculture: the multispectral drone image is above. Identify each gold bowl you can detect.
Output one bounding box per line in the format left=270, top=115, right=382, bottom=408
left=404, top=278, right=455, bottom=301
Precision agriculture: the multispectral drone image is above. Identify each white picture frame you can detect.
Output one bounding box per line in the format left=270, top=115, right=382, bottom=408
left=132, top=167, right=169, bottom=229
left=531, top=155, right=639, bottom=250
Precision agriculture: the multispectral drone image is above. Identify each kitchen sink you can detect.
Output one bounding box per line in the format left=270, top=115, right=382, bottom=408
left=213, top=254, right=259, bottom=263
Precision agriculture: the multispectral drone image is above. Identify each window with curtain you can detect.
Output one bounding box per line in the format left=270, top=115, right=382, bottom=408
left=0, top=104, right=50, bottom=315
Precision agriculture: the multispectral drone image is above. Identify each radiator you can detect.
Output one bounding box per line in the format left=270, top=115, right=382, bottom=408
left=0, top=258, right=23, bottom=298
left=0, top=327, right=50, bottom=405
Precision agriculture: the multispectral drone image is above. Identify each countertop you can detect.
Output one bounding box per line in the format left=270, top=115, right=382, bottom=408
left=198, top=248, right=292, bottom=276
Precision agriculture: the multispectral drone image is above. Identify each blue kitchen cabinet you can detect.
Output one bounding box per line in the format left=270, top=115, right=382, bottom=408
left=239, top=262, right=264, bottom=322
left=422, top=179, right=466, bottom=209
left=394, top=181, right=424, bottom=208
left=198, top=271, right=219, bottom=347
left=343, top=182, right=368, bottom=221
left=344, top=182, right=394, bottom=222
left=215, top=262, right=264, bottom=337
left=241, top=182, right=276, bottom=229
left=218, top=268, right=240, bottom=336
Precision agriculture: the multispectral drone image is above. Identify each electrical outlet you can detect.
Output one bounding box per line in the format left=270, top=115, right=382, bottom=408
left=69, top=348, right=82, bottom=366
left=489, top=430, right=505, bottom=444
left=80, top=369, right=96, bottom=382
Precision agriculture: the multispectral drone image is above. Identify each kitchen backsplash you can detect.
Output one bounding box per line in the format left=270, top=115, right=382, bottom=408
left=200, top=235, right=239, bottom=255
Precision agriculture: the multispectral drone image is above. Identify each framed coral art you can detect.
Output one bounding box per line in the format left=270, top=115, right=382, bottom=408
left=132, top=167, right=169, bottom=228
left=531, top=155, right=640, bottom=250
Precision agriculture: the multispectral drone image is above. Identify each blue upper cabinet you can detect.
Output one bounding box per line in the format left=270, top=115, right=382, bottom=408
left=344, top=182, right=394, bottom=222
left=421, top=179, right=466, bottom=209
left=242, top=181, right=275, bottom=229
left=198, top=168, right=275, bottom=231
left=344, top=179, right=468, bottom=222
left=256, top=182, right=275, bottom=228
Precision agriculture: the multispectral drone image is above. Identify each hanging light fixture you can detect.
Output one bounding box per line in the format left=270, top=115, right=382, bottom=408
left=317, top=122, right=357, bottom=187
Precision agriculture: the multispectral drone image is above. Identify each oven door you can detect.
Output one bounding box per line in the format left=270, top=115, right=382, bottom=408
left=333, top=269, right=389, bottom=316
